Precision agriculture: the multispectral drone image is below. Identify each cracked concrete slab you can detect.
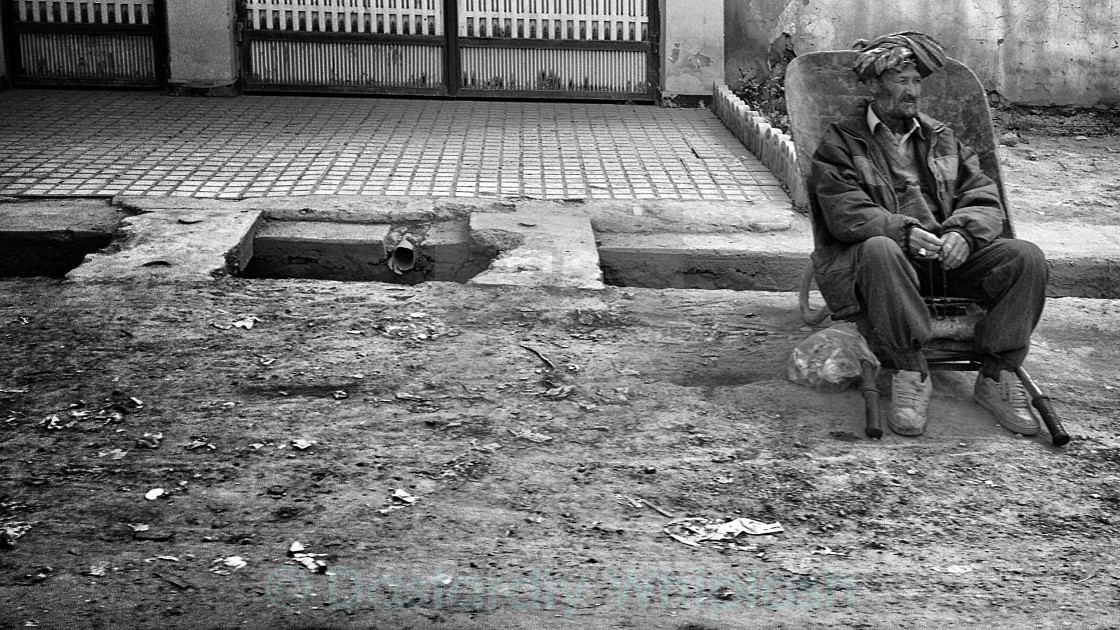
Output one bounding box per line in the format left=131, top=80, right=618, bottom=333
left=469, top=205, right=604, bottom=290
left=67, top=205, right=261, bottom=282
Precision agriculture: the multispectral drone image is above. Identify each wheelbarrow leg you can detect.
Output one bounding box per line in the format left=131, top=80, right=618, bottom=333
left=1014, top=366, right=1070, bottom=446
left=861, top=360, right=883, bottom=439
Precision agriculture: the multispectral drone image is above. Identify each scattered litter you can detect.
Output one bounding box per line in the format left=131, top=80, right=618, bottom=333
left=258, top=357, right=276, bottom=366
left=0, top=388, right=28, bottom=394
left=616, top=494, right=645, bottom=509
left=470, top=439, right=502, bottom=453
left=143, top=556, right=180, bottom=563
left=98, top=448, right=128, bottom=460
left=811, top=546, right=846, bottom=556
left=89, top=560, right=109, bottom=578
left=25, top=566, right=53, bottom=583
left=378, top=489, right=420, bottom=514
left=634, top=496, right=675, bottom=518
left=374, top=314, right=459, bottom=344
left=345, top=330, right=365, bottom=335
left=130, top=524, right=175, bottom=542
left=144, top=488, right=165, bottom=501
left=508, top=427, right=553, bottom=443
left=209, top=556, right=247, bottom=575
left=332, top=390, right=349, bottom=400
left=231, top=316, right=261, bottom=330
left=715, top=477, right=735, bottom=484
left=249, top=443, right=264, bottom=450
left=43, top=414, right=75, bottom=431
left=153, top=571, right=192, bottom=590
left=291, top=439, right=315, bottom=451
left=3, top=522, right=33, bottom=545
left=664, top=517, right=783, bottom=549
left=542, top=385, right=575, bottom=399
left=288, top=541, right=329, bottom=573
left=136, top=430, right=163, bottom=446
left=616, top=369, right=641, bottom=376
left=519, top=344, right=556, bottom=370
left=183, top=437, right=216, bottom=451
left=934, top=565, right=973, bottom=575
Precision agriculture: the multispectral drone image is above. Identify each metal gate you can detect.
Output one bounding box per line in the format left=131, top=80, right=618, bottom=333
left=239, top=0, right=657, bottom=101
left=2, top=0, right=167, bottom=87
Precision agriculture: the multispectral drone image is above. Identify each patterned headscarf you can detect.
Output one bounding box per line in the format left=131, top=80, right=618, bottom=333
left=852, top=31, right=946, bottom=83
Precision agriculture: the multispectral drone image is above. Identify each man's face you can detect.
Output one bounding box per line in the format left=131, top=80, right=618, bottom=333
left=870, top=66, right=923, bottom=121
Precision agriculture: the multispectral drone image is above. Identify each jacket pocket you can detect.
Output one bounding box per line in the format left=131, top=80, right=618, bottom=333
left=930, top=155, right=959, bottom=185
left=853, top=155, right=889, bottom=188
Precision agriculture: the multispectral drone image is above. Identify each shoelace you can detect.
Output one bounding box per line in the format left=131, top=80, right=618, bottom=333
left=999, top=379, right=1031, bottom=410
left=895, top=377, right=926, bottom=406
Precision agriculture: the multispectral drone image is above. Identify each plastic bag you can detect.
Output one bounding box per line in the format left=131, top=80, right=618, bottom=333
left=787, top=322, right=879, bottom=392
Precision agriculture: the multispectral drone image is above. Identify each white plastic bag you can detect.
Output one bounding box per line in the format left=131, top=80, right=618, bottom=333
left=788, top=322, right=879, bottom=392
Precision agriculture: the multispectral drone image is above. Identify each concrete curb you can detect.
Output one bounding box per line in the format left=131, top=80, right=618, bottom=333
left=67, top=205, right=262, bottom=282
left=2, top=197, right=1116, bottom=299
left=712, top=84, right=809, bottom=212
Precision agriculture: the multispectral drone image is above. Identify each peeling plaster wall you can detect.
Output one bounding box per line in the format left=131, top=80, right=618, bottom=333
left=166, top=0, right=238, bottom=87
left=726, top=0, right=1120, bottom=108
left=662, top=0, right=725, bottom=97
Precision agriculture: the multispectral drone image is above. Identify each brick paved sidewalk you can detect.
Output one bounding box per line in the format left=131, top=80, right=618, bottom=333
left=0, top=90, right=786, bottom=203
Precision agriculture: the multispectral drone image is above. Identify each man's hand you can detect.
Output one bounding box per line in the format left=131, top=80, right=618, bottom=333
left=908, top=227, right=943, bottom=261
left=938, top=231, right=971, bottom=270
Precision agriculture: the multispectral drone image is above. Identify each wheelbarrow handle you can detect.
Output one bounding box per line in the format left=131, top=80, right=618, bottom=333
left=1015, top=366, right=1070, bottom=447
left=861, top=360, right=883, bottom=439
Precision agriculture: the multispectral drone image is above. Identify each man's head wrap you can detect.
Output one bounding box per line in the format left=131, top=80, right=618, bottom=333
left=852, top=31, right=946, bottom=83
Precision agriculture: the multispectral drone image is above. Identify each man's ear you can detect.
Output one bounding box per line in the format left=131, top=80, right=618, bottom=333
left=866, top=76, right=884, bottom=99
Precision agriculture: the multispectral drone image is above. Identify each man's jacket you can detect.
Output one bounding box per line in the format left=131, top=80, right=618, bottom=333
left=808, top=107, right=1006, bottom=319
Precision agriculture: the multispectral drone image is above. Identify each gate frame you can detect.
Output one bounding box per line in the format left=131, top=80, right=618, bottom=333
left=0, top=0, right=170, bottom=88
left=237, top=0, right=659, bottom=101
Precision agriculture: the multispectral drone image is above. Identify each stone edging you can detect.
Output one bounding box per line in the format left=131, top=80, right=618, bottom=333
left=712, top=85, right=810, bottom=211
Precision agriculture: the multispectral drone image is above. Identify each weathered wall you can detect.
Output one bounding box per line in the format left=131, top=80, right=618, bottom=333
left=166, top=0, right=238, bottom=88
left=0, top=15, right=7, bottom=83
left=726, top=0, right=1120, bottom=108
left=662, top=0, right=725, bottom=97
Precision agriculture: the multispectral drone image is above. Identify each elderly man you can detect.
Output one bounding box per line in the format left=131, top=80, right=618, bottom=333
left=807, top=32, right=1048, bottom=437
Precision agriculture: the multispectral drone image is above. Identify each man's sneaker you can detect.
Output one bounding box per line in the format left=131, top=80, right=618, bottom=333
left=889, top=370, right=932, bottom=436
left=974, top=371, right=1040, bottom=436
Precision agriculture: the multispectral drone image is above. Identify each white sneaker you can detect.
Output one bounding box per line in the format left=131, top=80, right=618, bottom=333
left=974, top=371, right=1040, bottom=436
left=889, top=370, right=932, bottom=436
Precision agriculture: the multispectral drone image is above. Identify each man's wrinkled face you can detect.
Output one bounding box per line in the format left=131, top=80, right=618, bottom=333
left=870, top=66, right=923, bottom=122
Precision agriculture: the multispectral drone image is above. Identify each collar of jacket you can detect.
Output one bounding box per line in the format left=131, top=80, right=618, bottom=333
left=835, top=105, right=948, bottom=146
left=831, top=106, right=951, bottom=211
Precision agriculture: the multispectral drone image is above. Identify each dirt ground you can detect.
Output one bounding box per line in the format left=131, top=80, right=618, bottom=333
left=1, top=116, right=1119, bottom=630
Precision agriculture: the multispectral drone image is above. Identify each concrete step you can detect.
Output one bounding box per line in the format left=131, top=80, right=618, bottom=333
left=0, top=199, right=123, bottom=277
left=597, top=231, right=812, bottom=291
left=1017, top=222, right=1120, bottom=299
left=469, top=204, right=604, bottom=290
left=68, top=201, right=261, bottom=282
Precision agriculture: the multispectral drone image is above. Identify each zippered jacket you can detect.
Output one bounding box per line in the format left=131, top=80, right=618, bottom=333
left=808, top=107, right=1005, bottom=319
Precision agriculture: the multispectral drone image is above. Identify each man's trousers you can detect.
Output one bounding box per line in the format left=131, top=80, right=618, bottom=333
left=850, top=236, right=1048, bottom=375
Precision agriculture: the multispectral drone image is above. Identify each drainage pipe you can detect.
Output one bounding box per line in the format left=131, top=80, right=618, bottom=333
left=388, top=238, right=416, bottom=274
